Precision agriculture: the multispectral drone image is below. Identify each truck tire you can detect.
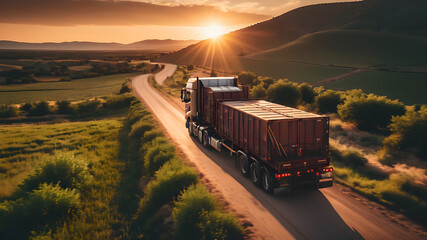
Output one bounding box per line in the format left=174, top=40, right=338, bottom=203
left=261, top=168, right=274, bottom=194
left=250, top=162, right=261, bottom=187
left=238, top=153, right=250, bottom=177
left=202, top=131, right=209, bottom=148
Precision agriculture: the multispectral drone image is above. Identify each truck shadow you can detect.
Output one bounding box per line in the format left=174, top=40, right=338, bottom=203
left=191, top=137, right=364, bottom=240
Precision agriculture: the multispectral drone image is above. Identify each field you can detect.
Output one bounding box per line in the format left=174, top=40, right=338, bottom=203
left=324, top=71, right=427, bottom=104
left=0, top=72, right=140, bottom=104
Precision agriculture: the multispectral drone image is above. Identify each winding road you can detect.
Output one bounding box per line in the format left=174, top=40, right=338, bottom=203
left=132, top=64, right=425, bottom=240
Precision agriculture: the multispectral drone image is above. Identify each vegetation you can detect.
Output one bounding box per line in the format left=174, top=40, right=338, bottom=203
left=382, top=105, right=427, bottom=163
left=338, top=93, right=405, bottom=132
left=316, top=90, right=343, bottom=113
left=266, top=80, right=302, bottom=107
left=0, top=72, right=140, bottom=104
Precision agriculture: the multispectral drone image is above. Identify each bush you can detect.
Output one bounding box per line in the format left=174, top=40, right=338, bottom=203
left=76, top=100, right=102, bottom=116
left=173, top=184, right=220, bottom=240
left=142, top=129, right=164, bottom=144
left=20, top=102, right=33, bottom=113
left=55, top=100, right=72, bottom=114
left=198, top=210, right=243, bottom=240
left=316, top=90, right=343, bottom=113
left=144, top=143, right=176, bottom=176
left=129, top=120, right=154, bottom=140
left=20, top=153, right=92, bottom=192
left=187, top=65, right=194, bottom=71
left=0, top=104, right=18, bottom=118
left=250, top=84, right=267, bottom=98
left=119, top=84, right=131, bottom=94
left=0, top=184, right=79, bottom=239
left=260, top=77, right=274, bottom=89
left=331, top=148, right=368, bottom=168
left=128, top=102, right=150, bottom=125
left=338, top=93, right=405, bottom=132
left=102, top=93, right=134, bottom=110
left=299, top=83, right=316, bottom=104
left=266, top=80, right=301, bottom=107
left=383, top=105, right=427, bottom=161
left=135, top=159, right=198, bottom=223
left=30, top=101, right=50, bottom=116
left=238, top=71, right=258, bottom=86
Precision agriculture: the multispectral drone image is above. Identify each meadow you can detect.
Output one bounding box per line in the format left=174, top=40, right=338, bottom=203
left=0, top=72, right=140, bottom=104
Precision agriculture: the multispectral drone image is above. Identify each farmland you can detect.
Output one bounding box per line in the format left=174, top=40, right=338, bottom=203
left=0, top=72, right=139, bottom=104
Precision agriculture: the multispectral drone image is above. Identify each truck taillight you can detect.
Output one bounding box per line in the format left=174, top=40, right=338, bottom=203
left=275, top=173, right=291, bottom=179
left=322, top=167, right=333, bottom=172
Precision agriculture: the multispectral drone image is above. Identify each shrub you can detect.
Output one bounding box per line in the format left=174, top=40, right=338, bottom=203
left=299, top=83, right=316, bottom=104
left=198, top=210, right=243, bottom=240
left=55, top=100, right=72, bottom=114
left=142, top=129, right=164, bottom=144
left=128, top=102, right=150, bottom=125
left=20, top=153, right=92, bottom=192
left=260, top=77, right=274, bottom=89
left=266, top=80, right=301, bottom=107
left=144, top=143, right=176, bottom=176
left=250, top=84, right=267, bottom=99
left=135, top=159, right=198, bottom=223
left=316, top=90, right=343, bottom=113
left=238, top=71, right=259, bottom=86
left=129, top=120, right=154, bottom=139
left=187, top=65, right=194, bottom=71
left=383, top=105, right=427, bottom=161
left=20, top=102, right=33, bottom=113
left=0, top=184, right=79, bottom=239
left=338, top=93, right=405, bottom=132
left=76, top=100, right=102, bottom=116
left=331, top=148, right=368, bottom=168
left=173, top=184, right=219, bottom=240
left=30, top=101, right=50, bottom=116
left=119, top=84, right=131, bottom=94
left=103, top=93, right=134, bottom=110
left=0, top=104, right=18, bottom=118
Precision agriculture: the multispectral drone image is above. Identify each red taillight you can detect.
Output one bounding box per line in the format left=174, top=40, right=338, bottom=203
left=275, top=174, right=281, bottom=179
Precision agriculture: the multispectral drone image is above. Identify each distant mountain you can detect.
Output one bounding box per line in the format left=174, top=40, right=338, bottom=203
left=0, top=39, right=199, bottom=51
left=161, top=0, right=427, bottom=69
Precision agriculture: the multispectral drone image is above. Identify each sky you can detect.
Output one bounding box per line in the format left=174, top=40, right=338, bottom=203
left=0, top=0, right=354, bottom=43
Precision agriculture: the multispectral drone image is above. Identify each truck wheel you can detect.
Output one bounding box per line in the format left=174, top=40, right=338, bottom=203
left=250, top=162, right=261, bottom=187
left=202, top=131, right=209, bottom=148
left=261, top=168, right=274, bottom=194
left=239, top=153, right=250, bottom=177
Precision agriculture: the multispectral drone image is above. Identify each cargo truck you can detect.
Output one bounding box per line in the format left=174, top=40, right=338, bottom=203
left=181, top=77, right=333, bottom=193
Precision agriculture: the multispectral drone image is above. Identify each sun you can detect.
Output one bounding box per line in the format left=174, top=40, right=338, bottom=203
left=204, top=24, right=226, bottom=39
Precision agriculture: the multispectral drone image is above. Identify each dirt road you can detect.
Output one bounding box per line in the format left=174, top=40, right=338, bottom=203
left=132, top=65, right=425, bottom=240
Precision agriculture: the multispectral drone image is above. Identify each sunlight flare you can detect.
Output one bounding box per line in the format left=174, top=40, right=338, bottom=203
left=203, top=24, right=226, bottom=39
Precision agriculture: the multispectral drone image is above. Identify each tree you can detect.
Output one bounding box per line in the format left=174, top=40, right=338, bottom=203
left=338, top=93, right=405, bottom=132
left=56, top=100, right=72, bottom=114
left=299, top=83, right=316, bottom=104
left=316, top=90, right=343, bottom=113
left=30, top=101, right=50, bottom=116
left=238, top=71, right=258, bottom=86
left=260, top=77, right=274, bottom=89
left=250, top=84, right=267, bottom=99
left=266, top=80, right=302, bottom=107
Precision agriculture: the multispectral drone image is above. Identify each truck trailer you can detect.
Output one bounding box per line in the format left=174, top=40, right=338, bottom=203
left=181, top=77, right=333, bottom=193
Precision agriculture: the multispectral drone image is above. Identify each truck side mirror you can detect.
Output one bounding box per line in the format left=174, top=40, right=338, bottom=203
left=181, top=88, right=190, bottom=103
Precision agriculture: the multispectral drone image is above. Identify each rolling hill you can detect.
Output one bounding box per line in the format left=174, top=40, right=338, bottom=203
left=0, top=39, right=199, bottom=51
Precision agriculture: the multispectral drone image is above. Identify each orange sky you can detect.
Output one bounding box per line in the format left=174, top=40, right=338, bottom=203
left=0, top=0, right=354, bottom=43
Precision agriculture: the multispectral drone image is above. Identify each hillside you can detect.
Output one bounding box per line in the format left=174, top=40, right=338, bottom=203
left=252, top=30, right=427, bottom=68
left=162, top=0, right=427, bottom=68
left=0, top=39, right=199, bottom=51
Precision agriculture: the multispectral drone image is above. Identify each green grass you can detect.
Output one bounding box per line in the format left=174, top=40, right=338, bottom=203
left=254, top=30, right=427, bottom=68
left=324, top=71, right=427, bottom=104
left=0, top=72, right=140, bottom=104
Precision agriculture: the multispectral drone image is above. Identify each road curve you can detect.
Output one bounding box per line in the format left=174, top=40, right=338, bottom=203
left=132, top=65, right=424, bottom=240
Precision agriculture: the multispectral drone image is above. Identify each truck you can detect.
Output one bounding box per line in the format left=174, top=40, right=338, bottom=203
left=181, top=77, right=333, bottom=193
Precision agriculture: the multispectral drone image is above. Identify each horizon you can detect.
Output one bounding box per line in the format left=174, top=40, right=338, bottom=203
left=0, top=0, right=355, bottom=43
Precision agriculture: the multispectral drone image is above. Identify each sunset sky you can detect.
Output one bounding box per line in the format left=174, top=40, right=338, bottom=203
left=0, top=0, right=353, bottom=43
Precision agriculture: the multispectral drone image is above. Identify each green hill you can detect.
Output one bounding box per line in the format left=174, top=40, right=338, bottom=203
left=252, top=30, right=427, bottom=68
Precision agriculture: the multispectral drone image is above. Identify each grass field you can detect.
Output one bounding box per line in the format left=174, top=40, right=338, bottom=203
left=0, top=72, right=140, bottom=104
left=0, top=117, right=141, bottom=239
left=324, top=71, right=427, bottom=104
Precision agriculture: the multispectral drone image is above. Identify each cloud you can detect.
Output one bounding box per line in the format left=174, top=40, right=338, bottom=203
left=0, top=0, right=269, bottom=26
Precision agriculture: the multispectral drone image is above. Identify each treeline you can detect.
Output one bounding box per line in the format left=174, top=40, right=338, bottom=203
left=0, top=153, right=92, bottom=239
left=126, top=101, right=243, bottom=239
left=0, top=61, right=155, bottom=84
left=241, top=71, right=427, bottom=163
